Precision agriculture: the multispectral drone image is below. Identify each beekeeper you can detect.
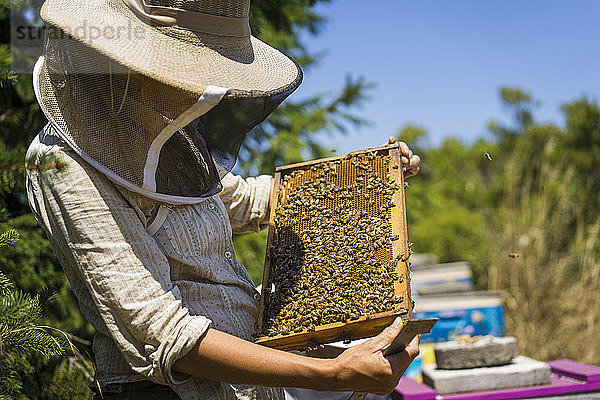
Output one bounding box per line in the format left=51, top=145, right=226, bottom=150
left=25, top=0, right=421, bottom=398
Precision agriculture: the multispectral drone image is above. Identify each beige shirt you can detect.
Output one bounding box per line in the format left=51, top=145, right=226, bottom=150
left=26, top=124, right=283, bottom=400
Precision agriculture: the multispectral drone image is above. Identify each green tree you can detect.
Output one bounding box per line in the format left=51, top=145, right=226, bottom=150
left=0, top=229, right=67, bottom=399
left=399, top=125, right=495, bottom=284
left=402, top=86, right=600, bottom=362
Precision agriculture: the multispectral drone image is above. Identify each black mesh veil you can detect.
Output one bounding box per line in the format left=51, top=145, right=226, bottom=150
left=158, top=87, right=297, bottom=198
left=36, top=28, right=301, bottom=203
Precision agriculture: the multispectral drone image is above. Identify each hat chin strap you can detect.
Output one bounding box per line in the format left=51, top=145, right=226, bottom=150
left=141, top=85, right=229, bottom=192
left=121, top=0, right=251, bottom=37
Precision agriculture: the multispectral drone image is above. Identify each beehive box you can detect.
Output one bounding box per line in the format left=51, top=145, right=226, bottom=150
left=256, top=144, right=416, bottom=351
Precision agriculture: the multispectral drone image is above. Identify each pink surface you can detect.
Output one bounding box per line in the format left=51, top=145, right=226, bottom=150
left=437, top=375, right=600, bottom=400
left=548, top=359, right=600, bottom=383
left=394, top=359, right=600, bottom=400
left=392, top=377, right=435, bottom=400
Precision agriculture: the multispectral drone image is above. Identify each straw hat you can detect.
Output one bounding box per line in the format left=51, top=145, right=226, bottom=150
left=40, top=0, right=302, bottom=97
left=34, top=0, right=303, bottom=204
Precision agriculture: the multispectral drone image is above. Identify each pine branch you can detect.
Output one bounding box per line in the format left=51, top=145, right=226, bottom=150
left=0, top=290, right=42, bottom=324
left=0, top=230, right=19, bottom=248
left=6, top=326, right=67, bottom=357
left=0, top=272, right=13, bottom=296
left=0, top=68, right=17, bottom=90
left=0, top=262, right=73, bottom=397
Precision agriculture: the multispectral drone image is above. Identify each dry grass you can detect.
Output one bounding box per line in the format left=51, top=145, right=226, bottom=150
left=484, top=140, right=600, bottom=363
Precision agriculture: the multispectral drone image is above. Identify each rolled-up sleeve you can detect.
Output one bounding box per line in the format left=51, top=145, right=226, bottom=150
left=218, top=172, right=273, bottom=233
left=26, top=144, right=211, bottom=386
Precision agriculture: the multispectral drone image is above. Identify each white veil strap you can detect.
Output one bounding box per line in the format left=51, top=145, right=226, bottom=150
left=142, top=85, right=229, bottom=192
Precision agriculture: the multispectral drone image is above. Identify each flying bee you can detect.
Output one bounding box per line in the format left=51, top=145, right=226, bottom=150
left=508, top=252, right=520, bottom=258
left=484, top=149, right=492, bottom=161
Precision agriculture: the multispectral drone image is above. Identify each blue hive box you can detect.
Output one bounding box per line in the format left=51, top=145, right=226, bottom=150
left=411, top=261, right=474, bottom=295
left=413, top=291, right=505, bottom=343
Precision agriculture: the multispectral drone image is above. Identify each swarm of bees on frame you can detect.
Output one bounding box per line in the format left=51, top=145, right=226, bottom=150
left=262, top=151, right=409, bottom=337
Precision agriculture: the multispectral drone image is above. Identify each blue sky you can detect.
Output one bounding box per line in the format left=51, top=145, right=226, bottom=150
left=292, top=0, right=600, bottom=155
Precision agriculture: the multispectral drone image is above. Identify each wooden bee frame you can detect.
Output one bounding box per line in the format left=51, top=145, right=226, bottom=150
left=256, top=144, right=415, bottom=351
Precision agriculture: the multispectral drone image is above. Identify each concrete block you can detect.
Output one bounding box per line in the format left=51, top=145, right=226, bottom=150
left=434, top=336, right=517, bottom=369
left=422, top=355, right=552, bottom=395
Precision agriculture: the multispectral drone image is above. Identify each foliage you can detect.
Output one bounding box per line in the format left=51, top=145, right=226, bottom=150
left=484, top=139, right=600, bottom=362
left=235, top=230, right=269, bottom=286
left=41, top=358, right=94, bottom=400
left=0, top=230, right=69, bottom=400
left=402, top=87, right=600, bottom=362
left=237, top=74, right=372, bottom=176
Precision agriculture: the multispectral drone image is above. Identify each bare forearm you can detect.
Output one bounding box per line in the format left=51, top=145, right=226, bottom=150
left=173, top=328, right=338, bottom=390
left=173, top=318, right=419, bottom=395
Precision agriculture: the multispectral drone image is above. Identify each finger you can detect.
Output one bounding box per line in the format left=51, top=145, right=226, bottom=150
left=398, top=142, right=413, bottom=160
left=386, top=336, right=421, bottom=378
left=404, top=166, right=420, bottom=178
left=404, top=155, right=421, bottom=178
left=370, top=317, right=404, bottom=349
left=409, top=154, right=420, bottom=170
left=386, top=335, right=420, bottom=365
left=402, top=152, right=417, bottom=166
left=404, top=335, right=421, bottom=358
left=386, top=347, right=418, bottom=378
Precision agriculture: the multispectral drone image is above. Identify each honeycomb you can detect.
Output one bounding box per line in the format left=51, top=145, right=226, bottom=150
left=260, top=146, right=411, bottom=338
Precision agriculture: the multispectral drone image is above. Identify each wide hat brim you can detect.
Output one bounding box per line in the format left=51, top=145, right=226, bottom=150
left=40, top=0, right=302, bottom=97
